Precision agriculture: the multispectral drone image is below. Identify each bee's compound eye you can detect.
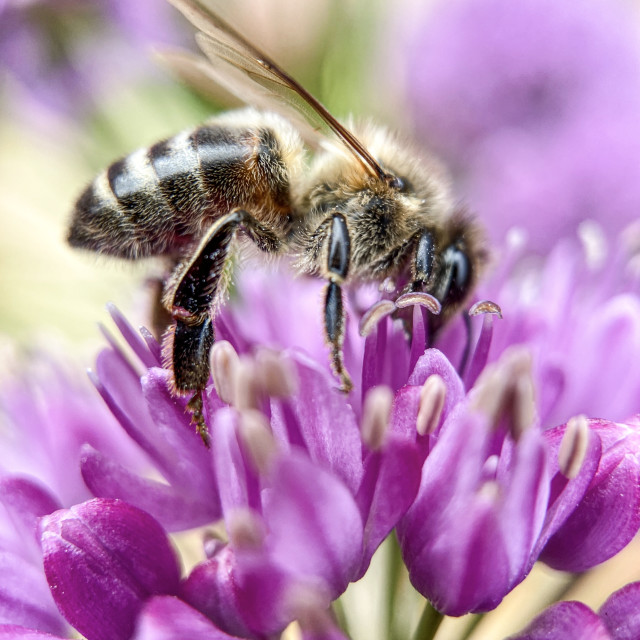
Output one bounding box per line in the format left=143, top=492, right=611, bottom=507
left=442, top=245, right=471, bottom=303
left=388, top=175, right=407, bottom=192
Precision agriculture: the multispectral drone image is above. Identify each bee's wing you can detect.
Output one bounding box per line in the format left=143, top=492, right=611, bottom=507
left=166, top=0, right=387, bottom=179
left=156, top=47, right=330, bottom=152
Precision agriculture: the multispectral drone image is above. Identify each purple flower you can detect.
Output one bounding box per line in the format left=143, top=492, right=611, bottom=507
left=508, top=581, right=640, bottom=639
left=83, top=300, right=426, bottom=636
left=0, top=356, right=145, bottom=508
left=474, top=232, right=640, bottom=428
left=41, top=499, right=180, bottom=640
left=0, top=0, right=185, bottom=122
left=0, top=356, right=150, bottom=636
left=396, top=0, right=640, bottom=252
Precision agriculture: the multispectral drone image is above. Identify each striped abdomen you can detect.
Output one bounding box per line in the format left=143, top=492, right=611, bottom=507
left=68, top=118, right=297, bottom=259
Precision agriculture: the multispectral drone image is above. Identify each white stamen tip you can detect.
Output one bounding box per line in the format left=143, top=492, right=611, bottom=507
left=361, top=386, right=394, bottom=449
left=417, top=374, right=447, bottom=435
left=233, top=357, right=261, bottom=411
left=478, top=480, right=501, bottom=502
left=395, top=291, right=442, bottom=315
left=469, top=300, right=503, bottom=319
left=255, top=349, right=298, bottom=397
left=558, top=414, right=590, bottom=479
left=239, top=409, right=277, bottom=475
left=285, top=584, right=332, bottom=635
left=578, top=220, right=607, bottom=269
left=359, top=300, right=397, bottom=337
left=228, top=509, right=266, bottom=550
left=211, top=340, right=239, bottom=405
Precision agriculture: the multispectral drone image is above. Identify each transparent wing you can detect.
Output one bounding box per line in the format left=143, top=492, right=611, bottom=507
left=156, top=47, right=329, bottom=151
left=166, top=0, right=387, bottom=179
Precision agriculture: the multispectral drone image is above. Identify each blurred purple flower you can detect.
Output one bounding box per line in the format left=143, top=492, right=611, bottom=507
left=0, top=0, right=185, bottom=120
left=473, top=230, right=640, bottom=428
left=397, top=0, right=640, bottom=252
left=508, top=581, right=640, bottom=639
left=0, top=356, right=145, bottom=508
left=0, top=355, right=152, bottom=636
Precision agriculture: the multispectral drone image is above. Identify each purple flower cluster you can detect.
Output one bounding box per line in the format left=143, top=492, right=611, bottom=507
left=2, top=231, right=640, bottom=639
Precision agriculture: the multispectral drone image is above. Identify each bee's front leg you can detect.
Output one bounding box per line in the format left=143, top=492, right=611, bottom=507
left=162, top=209, right=280, bottom=445
left=321, top=213, right=353, bottom=393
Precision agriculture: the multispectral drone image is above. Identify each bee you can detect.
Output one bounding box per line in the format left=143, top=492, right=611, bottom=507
left=67, top=0, right=484, bottom=444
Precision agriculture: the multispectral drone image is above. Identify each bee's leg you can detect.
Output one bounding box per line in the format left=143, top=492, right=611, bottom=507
left=163, top=209, right=280, bottom=444
left=410, top=230, right=436, bottom=291
left=322, top=213, right=353, bottom=393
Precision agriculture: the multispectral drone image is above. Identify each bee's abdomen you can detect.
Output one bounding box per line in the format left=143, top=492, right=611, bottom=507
left=68, top=122, right=292, bottom=259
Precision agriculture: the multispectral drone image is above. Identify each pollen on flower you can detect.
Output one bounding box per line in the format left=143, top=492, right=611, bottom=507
left=211, top=340, right=240, bottom=404
left=239, top=408, right=278, bottom=475
left=558, top=414, right=590, bottom=479
left=416, top=374, right=447, bottom=435
left=360, top=385, right=393, bottom=449
left=227, top=508, right=267, bottom=550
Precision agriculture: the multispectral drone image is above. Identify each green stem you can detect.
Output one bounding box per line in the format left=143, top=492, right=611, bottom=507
left=385, top=534, right=404, bottom=636
left=459, top=614, right=483, bottom=640
left=332, top=596, right=351, bottom=638
left=412, top=601, right=444, bottom=640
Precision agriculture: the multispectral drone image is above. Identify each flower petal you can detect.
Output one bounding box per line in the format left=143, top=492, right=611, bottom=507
left=80, top=446, right=219, bottom=531
left=0, top=476, right=61, bottom=553
left=0, top=551, right=68, bottom=636
left=507, top=601, right=610, bottom=640
left=270, top=353, right=363, bottom=495
left=541, top=430, right=640, bottom=571
left=354, top=438, right=422, bottom=578
left=181, top=545, right=290, bottom=638
left=263, top=452, right=363, bottom=595
left=132, top=596, right=238, bottom=640
left=599, top=581, right=640, bottom=640
left=0, top=626, right=65, bottom=640
left=399, top=411, right=549, bottom=615
left=41, top=499, right=180, bottom=640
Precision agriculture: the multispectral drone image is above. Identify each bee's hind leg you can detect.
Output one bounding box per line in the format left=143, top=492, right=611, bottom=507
left=162, top=209, right=281, bottom=445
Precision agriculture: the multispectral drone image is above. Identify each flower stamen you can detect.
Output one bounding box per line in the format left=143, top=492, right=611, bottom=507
left=228, top=508, right=266, bottom=550
left=211, top=340, right=240, bottom=404
left=359, top=300, right=397, bottom=337
left=254, top=348, right=298, bottom=397
left=239, top=408, right=278, bottom=475
left=361, top=385, right=394, bottom=449
left=471, top=347, right=535, bottom=438
left=417, top=374, right=447, bottom=435
left=558, top=414, right=590, bottom=479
